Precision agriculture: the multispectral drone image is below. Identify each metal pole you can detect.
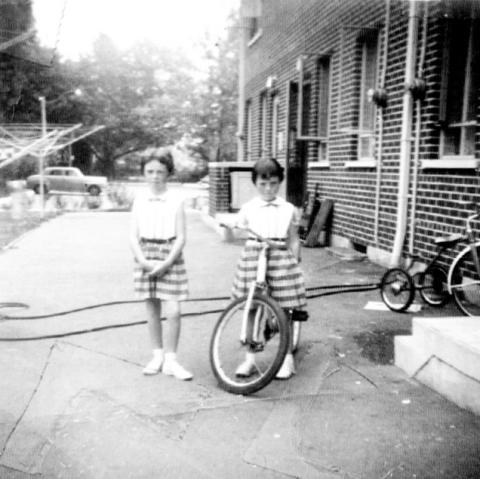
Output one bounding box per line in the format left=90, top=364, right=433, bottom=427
left=39, top=96, right=46, bottom=217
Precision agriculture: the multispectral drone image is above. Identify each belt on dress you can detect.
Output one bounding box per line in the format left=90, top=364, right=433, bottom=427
left=140, top=237, right=176, bottom=244
left=247, top=237, right=288, bottom=249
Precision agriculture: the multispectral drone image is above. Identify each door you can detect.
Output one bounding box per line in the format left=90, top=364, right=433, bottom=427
left=286, top=81, right=307, bottom=207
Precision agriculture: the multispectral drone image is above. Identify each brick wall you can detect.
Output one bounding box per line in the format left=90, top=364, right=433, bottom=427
left=208, top=166, right=231, bottom=216
left=239, top=0, right=480, bottom=264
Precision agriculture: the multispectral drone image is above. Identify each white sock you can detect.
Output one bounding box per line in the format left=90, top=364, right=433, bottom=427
left=246, top=352, right=256, bottom=363
left=153, top=348, right=163, bottom=358
left=164, top=352, right=177, bottom=363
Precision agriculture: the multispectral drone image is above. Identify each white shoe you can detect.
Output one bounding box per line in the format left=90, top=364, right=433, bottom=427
left=275, top=354, right=295, bottom=379
left=235, top=359, right=256, bottom=377
left=162, top=360, right=193, bottom=381
left=143, top=354, right=164, bottom=375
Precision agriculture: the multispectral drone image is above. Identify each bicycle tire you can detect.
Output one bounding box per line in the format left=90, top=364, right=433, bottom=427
left=209, top=294, right=290, bottom=395
left=449, top=245, right=480, bottom=316
left=418, top=265, right=450, bottom=307
left=291, top=321, right=301, bottom=354
left=380, top=268, right=415, bottom=312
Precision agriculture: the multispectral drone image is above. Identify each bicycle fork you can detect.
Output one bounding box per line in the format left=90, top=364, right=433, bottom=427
left=240, top=245, right=268, bottom=345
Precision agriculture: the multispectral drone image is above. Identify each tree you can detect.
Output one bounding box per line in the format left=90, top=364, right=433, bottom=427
left=59, top=36, right=200, bottom=177
left=186, top=11, right=239, bottom=163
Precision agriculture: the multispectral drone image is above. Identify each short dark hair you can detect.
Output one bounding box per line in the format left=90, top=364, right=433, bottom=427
left=251, top=158, right=284, bottom=184
left=141, top=147, right=175, bottom=175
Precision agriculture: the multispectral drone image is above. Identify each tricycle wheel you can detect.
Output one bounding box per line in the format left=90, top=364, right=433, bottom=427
left=380, top=268, right=415, bottom=312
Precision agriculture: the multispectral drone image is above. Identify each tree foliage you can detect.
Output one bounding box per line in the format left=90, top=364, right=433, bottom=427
left=186, top=12, right=239, bottom=163
left=58, top=36, right=200, bottom=176
left=1, top=4, right=240, bottom=181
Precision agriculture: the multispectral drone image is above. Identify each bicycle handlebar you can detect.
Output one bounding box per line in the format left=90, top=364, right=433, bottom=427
left=458, top=202, right=480, bottom=233
left=218, top=223, right=279, bottom=246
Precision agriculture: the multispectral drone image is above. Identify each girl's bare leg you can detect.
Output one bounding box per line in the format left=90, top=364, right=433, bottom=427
left=145, top=298, right=163, bottom=349
left=143, top=298, right=164, bottom=375
left=162, top=300, right=193, bottom=380
left=163, top=300, right=181, bottom=353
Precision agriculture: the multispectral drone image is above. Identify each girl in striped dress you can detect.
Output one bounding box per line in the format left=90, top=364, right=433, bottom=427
left=232, top=158, right=307, bottom=379
left=130, top=149, right=192, bottom=380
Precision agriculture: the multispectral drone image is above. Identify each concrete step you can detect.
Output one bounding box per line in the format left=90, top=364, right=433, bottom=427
left=409, top=317, right=480, bottom=382
left=395, top=317, right=480, bottom=415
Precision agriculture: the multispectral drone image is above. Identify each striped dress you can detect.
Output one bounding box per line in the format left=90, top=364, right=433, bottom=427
left=231, top=196, right=306, bottom=309
left=131, top=190, right=188, bottom=301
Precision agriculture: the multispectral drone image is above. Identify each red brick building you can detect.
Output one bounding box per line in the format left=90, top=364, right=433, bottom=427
left=209, top=0, right=479, bottom=267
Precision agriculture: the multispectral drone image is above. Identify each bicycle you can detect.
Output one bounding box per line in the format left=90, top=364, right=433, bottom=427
left=380, top=202, right=480, bottom=316
left=209, top=225, right=305, bottom=395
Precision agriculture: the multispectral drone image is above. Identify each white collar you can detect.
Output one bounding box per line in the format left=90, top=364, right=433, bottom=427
left=258, top=197, right=282, bottom=207
left=147, top=190, right=168, bottom=201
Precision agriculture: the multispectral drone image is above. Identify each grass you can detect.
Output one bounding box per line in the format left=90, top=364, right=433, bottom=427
left=0, top=210, right=57, bottom=249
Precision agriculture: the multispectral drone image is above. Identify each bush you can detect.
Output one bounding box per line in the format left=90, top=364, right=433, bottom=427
left=107, top=183, right=134, bottom=210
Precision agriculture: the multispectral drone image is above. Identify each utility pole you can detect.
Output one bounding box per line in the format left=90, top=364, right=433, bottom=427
left=39, top=96, right=46, bottom=217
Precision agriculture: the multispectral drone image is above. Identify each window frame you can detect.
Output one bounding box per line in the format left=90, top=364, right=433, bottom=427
left=439, top=12, right=478, bottom=160
left=271, top=93, right=280, bottom=158
left=245, top=100, right=253, bottom=161
left=357, top=31, right=380, bottom=162
left=259, top=91, right=268, bottom=158
left=316, top=56, right=332, bottom=163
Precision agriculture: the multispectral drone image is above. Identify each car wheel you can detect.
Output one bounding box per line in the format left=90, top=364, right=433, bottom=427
left=33, top=184, right=48, bottom=195
left=88, top=185, right=101, bottom=196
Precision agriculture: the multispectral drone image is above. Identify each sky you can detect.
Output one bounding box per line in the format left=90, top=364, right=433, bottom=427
left=32, top=0, right=239, bottom=60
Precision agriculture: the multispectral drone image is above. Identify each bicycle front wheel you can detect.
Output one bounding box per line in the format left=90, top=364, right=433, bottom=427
left=209, top=294, right=290, bottom=395
left=450, top=246, right=480, bottom=316
left=380, top=268, right=414, bottom=312
left=419, top=265, right=449, bottom=307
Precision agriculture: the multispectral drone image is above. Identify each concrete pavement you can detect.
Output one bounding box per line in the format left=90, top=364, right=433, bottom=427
left=0, top=209, right=479, bottom=478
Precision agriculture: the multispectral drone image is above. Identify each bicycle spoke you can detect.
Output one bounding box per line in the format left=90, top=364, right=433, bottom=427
left=210, top=294, right=289, bottom=395
left=451, top=246, right=480, bottom=316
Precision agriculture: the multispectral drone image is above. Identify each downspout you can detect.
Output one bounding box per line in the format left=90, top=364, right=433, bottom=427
left=374, top=0, right=391, bottom=245
left=390, top=0, right=420, bottom=267
left=408, top=1, right=429, bottom=257
left=236, top=8, right=247, bottom=162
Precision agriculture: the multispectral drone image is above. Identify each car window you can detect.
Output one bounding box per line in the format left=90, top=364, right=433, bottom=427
left=48, top=170, right=60, bottom=176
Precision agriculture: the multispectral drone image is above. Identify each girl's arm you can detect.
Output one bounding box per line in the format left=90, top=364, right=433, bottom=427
left=129, top=202, right=152, bottom=270
left=163, top=202, right=186, bottom=266
left=287, top=210, right=301, bottom=262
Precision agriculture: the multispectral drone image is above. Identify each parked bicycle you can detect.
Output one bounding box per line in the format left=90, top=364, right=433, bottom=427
left=209, top=225, right=303, bottom=395
left=380, top=202, right=480, bottom=316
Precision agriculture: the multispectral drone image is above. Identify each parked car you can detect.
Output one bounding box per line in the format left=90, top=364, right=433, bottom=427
left=26, top=167, right=107, bottom=196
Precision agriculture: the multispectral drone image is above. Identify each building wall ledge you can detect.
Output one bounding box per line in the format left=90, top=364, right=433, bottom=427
left=421, top=158, right=480, bottom=170
left=308, top=161, right=329, bottom=169
left=209, top=161, right=256, bottom=168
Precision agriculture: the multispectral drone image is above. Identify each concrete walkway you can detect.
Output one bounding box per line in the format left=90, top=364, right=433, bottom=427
left=0, top=210, right=479, bottom=478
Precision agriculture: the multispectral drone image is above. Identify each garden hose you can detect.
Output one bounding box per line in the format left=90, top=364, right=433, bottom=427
left=0, top=281, right=381, bottom=342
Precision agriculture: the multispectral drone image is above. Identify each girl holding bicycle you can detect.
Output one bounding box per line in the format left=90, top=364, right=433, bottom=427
left=130, top=148, right=193, bottom=381
left=232, top=158, right=307, bottom=379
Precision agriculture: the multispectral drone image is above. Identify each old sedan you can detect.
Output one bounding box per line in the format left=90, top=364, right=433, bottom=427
left=26, top=167, right=107, bottom=196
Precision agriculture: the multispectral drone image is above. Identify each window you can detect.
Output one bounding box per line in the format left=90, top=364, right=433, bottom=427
left=358, top=32, right=379, bottom=160
left=440, top=13, right=479, bottom=158
left=259, top=92, right=268, bottom=157
left=271, top=94, right=280, bottom=157
left=317, top=57, right=331, bottom=161
left=245, top=100, right=252, bottom=161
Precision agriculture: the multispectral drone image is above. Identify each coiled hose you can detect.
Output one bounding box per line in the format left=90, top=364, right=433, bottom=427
left=0, top=282, right=380, bottom=341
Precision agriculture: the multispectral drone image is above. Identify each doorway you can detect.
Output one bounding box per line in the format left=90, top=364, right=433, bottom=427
left=286, top=81, right=308, bottom=207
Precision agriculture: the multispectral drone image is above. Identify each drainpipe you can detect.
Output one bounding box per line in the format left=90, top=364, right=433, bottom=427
left=374, top=0, right=391, bottom=245
left=408, top=1, right=429, bottom=257
left=236, top=8, right=247, bottom=162
left=390, top=0, right=420, bottom=267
